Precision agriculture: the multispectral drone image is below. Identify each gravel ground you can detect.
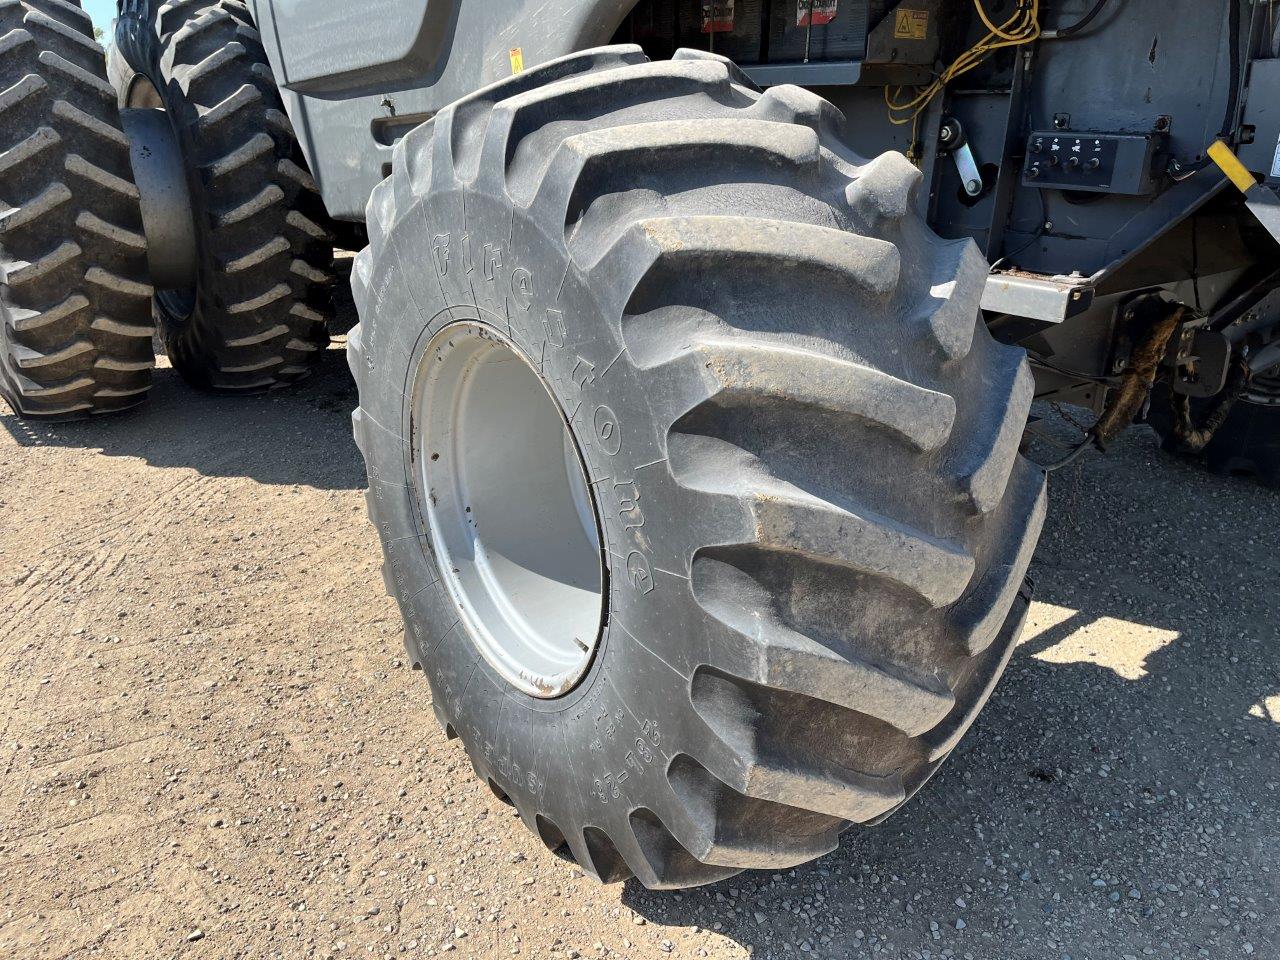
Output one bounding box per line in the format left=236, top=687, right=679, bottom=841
left=1, top=338, right=1276, bottom=960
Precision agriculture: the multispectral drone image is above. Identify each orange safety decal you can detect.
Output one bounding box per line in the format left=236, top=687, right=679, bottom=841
left=894, top=8, right=930, bottom=40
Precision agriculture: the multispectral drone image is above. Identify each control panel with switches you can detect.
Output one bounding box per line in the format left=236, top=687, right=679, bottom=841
left=1022, top=131, right=1165, bottom=196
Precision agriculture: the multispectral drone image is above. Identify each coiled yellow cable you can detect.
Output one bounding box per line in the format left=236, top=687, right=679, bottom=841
left=886, top=0, right=1041, bottom=126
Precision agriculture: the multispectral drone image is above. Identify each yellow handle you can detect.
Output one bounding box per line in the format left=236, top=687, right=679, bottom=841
left=1207, top=140, right=1257, bottom=194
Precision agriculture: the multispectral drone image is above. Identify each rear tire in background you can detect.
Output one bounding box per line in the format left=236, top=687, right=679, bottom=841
left=350, top=47, right=1047, bottom=888
left=113, top=0, right=333, bottom=392
left=1, top=0, right=154, bottom=419
left=1150, top=369, right=1280, bottom=488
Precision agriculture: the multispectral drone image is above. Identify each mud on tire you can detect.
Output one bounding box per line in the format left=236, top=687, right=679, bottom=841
left=1, top=0, right=155, bottom=419
left=350, top=47, right=1047, bottom=888
left=116, top=0, right=333, bottom=392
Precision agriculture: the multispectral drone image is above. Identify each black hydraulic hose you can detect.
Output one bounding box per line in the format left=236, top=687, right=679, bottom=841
left=1041, top=437, right=1094, bottom=472
left=1043, top=0, right=1113, bottom=39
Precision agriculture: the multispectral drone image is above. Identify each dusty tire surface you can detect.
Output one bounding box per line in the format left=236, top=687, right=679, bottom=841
left=350, top=46, right=1047, bottom=888
left=115, top=0, right=333, bottom=392
left=0, top=0, right=155, bottom=419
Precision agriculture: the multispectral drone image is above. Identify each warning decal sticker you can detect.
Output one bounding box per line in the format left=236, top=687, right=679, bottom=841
left=509, top=47, right=524, bottom=74
left=701, top=0, right=735, bottom=32
left=797, top=0, right=838, bottom=27
left=894, top=8, right=930, bottom=39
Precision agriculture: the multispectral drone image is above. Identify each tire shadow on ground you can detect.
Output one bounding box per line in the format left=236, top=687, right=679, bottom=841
left=621, top=425, right=1280, bottom=959
left=0, top=342, right=364, bottom=491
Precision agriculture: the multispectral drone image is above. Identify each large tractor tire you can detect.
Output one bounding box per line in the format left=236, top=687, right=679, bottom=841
left=1150, top=368, right=1280, bottom=487
left=350, top=47, right=1047, bottom=888
left=113, top=0, right=333, bottom=392
left=1, top=0, right=154, bottom=419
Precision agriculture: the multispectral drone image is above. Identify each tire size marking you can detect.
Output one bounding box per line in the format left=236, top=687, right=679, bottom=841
left=610, top=480, right=655, bottom=595
left=482, top=243, right=501, bottom=281
left=365, top=263, right=403, bottom=371
left=432, top=234, right=451, bottom=276
left=543, top=308, right=567, bottom=348
left=486, top=741, right=548, bottom=803
left=511, top=267, right=534, bottom=308
left=593, top=405, right=621, bottom=456
left=571, top=356, right=596, bottom=389
left=613, top=481, right=644, bottom=532
left=590, top=709, right=663, bottom=804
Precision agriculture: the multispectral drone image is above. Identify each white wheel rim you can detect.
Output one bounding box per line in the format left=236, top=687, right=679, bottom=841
left=412, top=321, right=605, bottom=698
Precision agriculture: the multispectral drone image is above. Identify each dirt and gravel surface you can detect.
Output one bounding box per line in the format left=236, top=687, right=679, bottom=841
left=1, top=328, right=1277, bottom=959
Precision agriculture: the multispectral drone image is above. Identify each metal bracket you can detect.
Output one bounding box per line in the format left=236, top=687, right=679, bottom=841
left=939, top=118, right=983, bottom=198
left=982, top=272, right=1094, bottom=324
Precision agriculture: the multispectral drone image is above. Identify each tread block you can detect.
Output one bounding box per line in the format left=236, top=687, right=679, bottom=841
left=11, top=292, right=87, bottom=333
left=64, top=152, right=140, bottom=200
left=915, top=238, right=985, bottom=362
left=197, top=81, right=262, bottom=133
left=23, top=6, right=102, bottom=58
left=182, top=40, right=247, bottom=88
left=13, top=336, right=92, bottom=369
left=223, top=234, right=289, bottom=273
left=628, top=808, right=740, bottom=889
left=52, top=97, right=130, bottom=148
left=0, top=123, right=60, bottom=178
left=538, top=117, right=821, bottom=222
left=665, top=753, right=839, bottom=869
left=693, top=556, right=956, bottom=736
left=671, top=47, right=761, bottom=92
left=690, top=668, right=907, bottom=823
left=845, top=151, right=923, bottom=223
left=0, top=180, right=72, bottom=233
left=84, top=265, right=153, bottom=302
left=5, top=239, right=80, bottom=286
left=952, top=463, right=1047, bottom=655
left=671, top=435, right=975, bottom=608
left=751, top=83, right=846, bottom=138
left=227, top=282, right=290, bottom=314
left=76, top=210, right=147, bottom=251
left=36, top=49, right=114, bottom=100
left=672, top=334, right=956, bottom=452
left=216, top=183, right=284, bottom=227
left=647, top=215, right=898, bottom=294
left=90, top=314, right=154, bottom=338
left=204, top=130, right=274, bottom=181
left=579, top=826, right=633, bottom=884
left=493, top=59, right=736, bottom=193
left=954, top=351, right=1035, bottom=513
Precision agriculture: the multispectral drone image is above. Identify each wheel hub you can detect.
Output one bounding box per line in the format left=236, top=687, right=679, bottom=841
left=412, top=321, right=605, bottom=699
